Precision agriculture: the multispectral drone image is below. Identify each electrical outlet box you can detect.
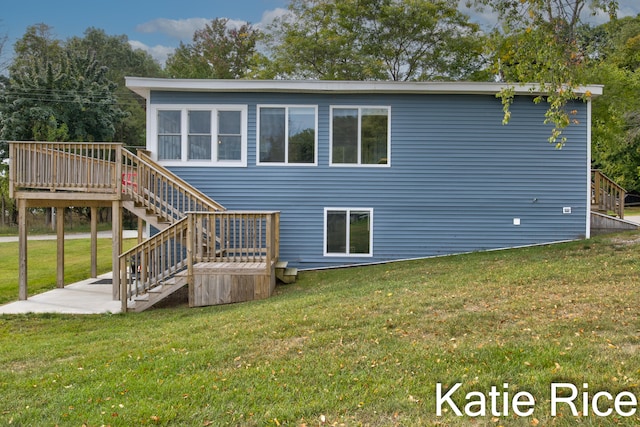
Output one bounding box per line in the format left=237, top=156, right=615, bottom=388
left=563, top=207, right=572, bottom=214
left=513, top=218, right=521, bottom=226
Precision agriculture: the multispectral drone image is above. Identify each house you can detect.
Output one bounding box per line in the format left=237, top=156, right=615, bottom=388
left=125, top=78, right=601, bottom=270
left=10, top=78, right=614, bottom=312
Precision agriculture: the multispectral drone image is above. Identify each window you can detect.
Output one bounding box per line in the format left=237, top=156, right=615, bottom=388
left=324, top=208, right=373, bottom=256
left=153, top=106, right=247, bottom=166
left=188, top=111, right=211, bottom=160
left=331, top=107, right=390, bottom=166
left=158, top=110, right=181, bottom=160
left=217, top=110, right=242, bottom=161
left=258, top=106, right=317, bottom=165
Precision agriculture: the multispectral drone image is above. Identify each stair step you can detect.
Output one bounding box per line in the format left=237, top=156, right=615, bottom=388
left=275, top=261, right=288, bottom=270
left=276, top=265, right=298, bottom=284
left=148, top=284, right=168, bottom=294
left=161, top=277, right=177, bottom=286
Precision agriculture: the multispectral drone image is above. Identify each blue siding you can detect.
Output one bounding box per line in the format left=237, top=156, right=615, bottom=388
left=150, top=91, right=589, bottom=269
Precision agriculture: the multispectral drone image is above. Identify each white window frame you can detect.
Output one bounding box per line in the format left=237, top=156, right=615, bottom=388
left=323, top=207, right=374, bottom=257
left=149, top=104, right=248, bottom=167
left=329, top=106, right=391, bottom=167
left=256, top=105, right=318, bottom=166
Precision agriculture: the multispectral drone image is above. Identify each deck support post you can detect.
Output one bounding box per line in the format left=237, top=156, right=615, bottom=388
left=90, top=207, right=98, bottom=278
left=18, top=199, right=28, bottom=301
left=112, top=200, right=122, bottom=300
left=56, top=207, right=65, bottom=288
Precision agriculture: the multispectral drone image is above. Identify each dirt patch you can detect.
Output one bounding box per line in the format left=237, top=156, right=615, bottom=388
left=609, top=235, right=640, bottom=247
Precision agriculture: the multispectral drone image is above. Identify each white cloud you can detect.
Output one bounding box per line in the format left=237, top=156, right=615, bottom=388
left=128, top=40, right=175, bottom=66
left=135, top=16, right=261, bottom=42
left=135, top=17, right=210, bottom=41
left=257, top=7, right=289, bottom=29
left=131, top=9, right=289, bottom=65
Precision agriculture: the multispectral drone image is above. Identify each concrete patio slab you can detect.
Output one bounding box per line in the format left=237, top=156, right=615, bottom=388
left=0, top=273, right=121, bottom=315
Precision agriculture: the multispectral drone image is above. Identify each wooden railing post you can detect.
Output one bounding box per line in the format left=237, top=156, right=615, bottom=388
left=187, top=213, right=194, bottom=300
left=116, top=145, right=123, bottom=195
left=266, top=214, right=273, bottom=267
left=9, top=143, right=16, bottom=199
left=120, top=256, right=128, bottom=313
left=274, top=212, right=280, bottom=261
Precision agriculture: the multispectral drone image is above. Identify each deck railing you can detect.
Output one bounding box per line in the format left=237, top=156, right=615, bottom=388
left=9, top=142, right=121, bottom=197
left=592, top=169, right=625, bottom=219
left=120, top=211, right=279, bottom=311
left=188, top=211, right=280, bottom=264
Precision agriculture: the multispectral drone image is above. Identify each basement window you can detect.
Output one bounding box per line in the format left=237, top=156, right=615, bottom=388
left=324, top=208, right=373, bottom=257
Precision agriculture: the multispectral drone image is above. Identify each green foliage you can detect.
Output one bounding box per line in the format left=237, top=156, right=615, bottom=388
left=0, top=24, right=127, bottom=143
left=264, top=0, right=486, bottom=81
left=474, top=0, right=618, bottom=147
left=165, top=18, right=261, bottom=79
left=66, top=28, right=165, bottom=146
left=579, top=15, right=640, bottom=192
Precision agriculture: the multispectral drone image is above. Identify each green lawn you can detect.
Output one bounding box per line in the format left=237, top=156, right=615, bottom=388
left=0, top=238, right=135, bottom=304
left=626, top=206, right=640, bottom=216
left=1, top=232, right=639, bottom=426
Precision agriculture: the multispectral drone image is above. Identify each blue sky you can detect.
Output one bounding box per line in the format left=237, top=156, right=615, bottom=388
left=2, top=0, right=288, bottom=65
left=2, top=0, right=639, bottom=67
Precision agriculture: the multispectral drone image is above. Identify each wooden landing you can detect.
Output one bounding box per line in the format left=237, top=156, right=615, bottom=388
left=189, top=261, right=275, bottom=307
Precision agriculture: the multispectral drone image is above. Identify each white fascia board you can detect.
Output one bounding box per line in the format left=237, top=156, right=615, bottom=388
left=125, top=77, right=603, bottom=99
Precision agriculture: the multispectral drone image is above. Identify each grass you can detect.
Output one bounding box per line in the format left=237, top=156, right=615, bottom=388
left=625, top=206, right=640, bottom=216
left=0, top=238, right=136, bottom=304
left=0, top=232, right=639, bottom=426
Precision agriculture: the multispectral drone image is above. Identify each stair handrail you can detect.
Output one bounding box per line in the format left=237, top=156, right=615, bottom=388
left=591, top=169, right=626, bottom=219
left=119, top=216, right=190, bottom=312
left=121, top=149, right=224, bottom=224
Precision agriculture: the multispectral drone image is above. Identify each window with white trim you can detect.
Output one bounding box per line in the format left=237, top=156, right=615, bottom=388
left=258, top=105, right=317, bottom=165
left=331, top=106, right=390, bottom=166
left=324, top=208, right=373, bottom=256
left=154, top=105, right=247, bottom=166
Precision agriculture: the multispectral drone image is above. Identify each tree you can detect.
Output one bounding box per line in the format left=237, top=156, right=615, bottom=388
left=0, top=24, right=126, bottom=143
left=0, top=23, right=8, bottom=73
left=580, top=16, right=640, bottom=192
left=67, top=28, right=164, bottom=146
left=264, top=0, right=486, bottom=81
left=165, top=18, right=261, bottom=79
left=472, top=0, right=619, bottom=147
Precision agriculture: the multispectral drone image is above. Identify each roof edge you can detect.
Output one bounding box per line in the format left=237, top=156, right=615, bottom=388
left=125, top=77, right=603, bottom=99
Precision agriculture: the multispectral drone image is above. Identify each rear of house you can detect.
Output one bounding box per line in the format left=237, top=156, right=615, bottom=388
left=127, top=78, right=599, bottom=270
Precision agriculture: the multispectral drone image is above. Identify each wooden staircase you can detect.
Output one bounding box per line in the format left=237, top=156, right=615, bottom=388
left=9, top=142, right=296, bottom=312
left=591, top=169, right=625, bottom=219
left=590, top=169, right=639, bottom=234
left=129, top=272, right=189, bottom=312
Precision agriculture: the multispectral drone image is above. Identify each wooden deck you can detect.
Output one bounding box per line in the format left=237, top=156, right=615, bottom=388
left=9, top=141, right=284, bottom=312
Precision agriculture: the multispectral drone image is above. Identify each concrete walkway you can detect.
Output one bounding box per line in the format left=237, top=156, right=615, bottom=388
left=626, top=215, right=640, bottom=225
left=0, top=231, right=141, bottom=315
left=0, top=273, right=121, bottom=315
